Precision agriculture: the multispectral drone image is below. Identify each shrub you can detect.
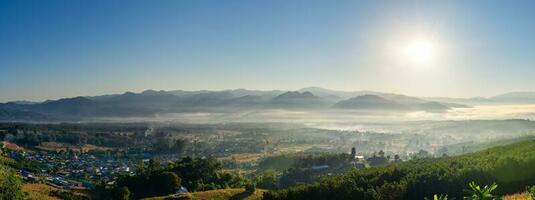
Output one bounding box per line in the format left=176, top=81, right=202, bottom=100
left=245, top=183, right=256, bottom=194
left=424, top=194, right=449, bottom=200
left=464, top=182, right=497, bottom=200
left=528, top=185, right=535, bottom=199
left=0, top=168, right=24, bottom=200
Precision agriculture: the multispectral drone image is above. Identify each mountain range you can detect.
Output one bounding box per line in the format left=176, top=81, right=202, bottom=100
left=2, top=87, right=535, bottom=121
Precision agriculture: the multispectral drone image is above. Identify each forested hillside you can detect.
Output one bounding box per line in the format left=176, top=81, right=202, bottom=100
left=264, top=140, right=535, bottom=200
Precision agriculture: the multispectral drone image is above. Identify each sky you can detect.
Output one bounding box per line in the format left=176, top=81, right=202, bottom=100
left=1, top=0, right=535, bottom=102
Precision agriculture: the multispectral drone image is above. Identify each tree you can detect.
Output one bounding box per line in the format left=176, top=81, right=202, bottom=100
left=153, top=172, right=181, bottom=195
left=114, top=186, right=130, bottom=200
left=254, top=170, right=279, bottom=189
left=245, top=183, right=256, bottom=194
left=414, top=149, right=430, bottom=159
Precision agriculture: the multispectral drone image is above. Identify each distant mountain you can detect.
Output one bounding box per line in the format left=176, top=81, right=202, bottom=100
left=490, top=92, right=535, bottom=103
left=333, top=95, right=405, bottom=110
left=269, top=91, right=331, bottom=109
left=0, top=87, right=468, bottom=121
left=425, top=91, right=535, bottom=105
left=6, top=100, right=39, bottom=105
left=298, top=87, right=378, bottom=100
left=0, top=108, right=48, bottom=121
left=333, top=94, right=451, bottom=112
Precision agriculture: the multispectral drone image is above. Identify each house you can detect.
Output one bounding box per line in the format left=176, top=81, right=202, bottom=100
left=175, top=186, right=189, bottom=194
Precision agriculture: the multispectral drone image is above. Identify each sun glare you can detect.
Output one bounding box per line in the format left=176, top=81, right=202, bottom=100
left=403, top=39, right=434, bottom=65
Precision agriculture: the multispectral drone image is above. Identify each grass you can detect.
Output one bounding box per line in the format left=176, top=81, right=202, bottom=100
left=22, top=183, right=61, bottom=200
left=502, top=192, right=533, bottom=200
left=143, top=188, right=266, bottom=200
left=22, top=183, right=91, bottom=200
left=36, top=141, right=111, bottom=152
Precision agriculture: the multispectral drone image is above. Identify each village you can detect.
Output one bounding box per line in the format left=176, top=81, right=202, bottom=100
left=1, top=141, right=135, bottom=190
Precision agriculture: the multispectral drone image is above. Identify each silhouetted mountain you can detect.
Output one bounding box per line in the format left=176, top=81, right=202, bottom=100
left=333, top=95, right=405, bottom=110
left=298, top=87, right=376, bottom=99
left=333, top=95, right=451, bottom=112
left=0, top=108, right=48, bottom=121
left=101, top=91, right=180, bottom=109
left=490, top=92, right=535, bottom=103
left=0, top=87, right=467, bottom=121
left=269, top=91, right=331, bottom=109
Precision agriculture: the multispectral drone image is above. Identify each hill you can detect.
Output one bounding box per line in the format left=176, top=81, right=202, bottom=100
left=333, top=94, right=451, bottom=112
left=491, top=92, right=535, bottom=103
left=264, top=140, right=535, bottom=200
left=0, top=88, right=466, bottom=121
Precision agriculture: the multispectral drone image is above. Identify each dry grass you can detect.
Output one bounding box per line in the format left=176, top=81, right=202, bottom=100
left=36, top=142, right=111, bottom=152
left=503, top=192, right=533, bottom=200
left=22, top=183, right=61, bottom=200
left=143, top=188, right=266, bottom=200
left=220, top=153, right=263, bottom=163
left=22, top=183, right=91, bottom=200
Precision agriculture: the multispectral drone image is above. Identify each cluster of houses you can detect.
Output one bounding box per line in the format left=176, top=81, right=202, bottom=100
left=2, top=142, right=135, bottom=189
left=309, top=147, right=403, bottom=172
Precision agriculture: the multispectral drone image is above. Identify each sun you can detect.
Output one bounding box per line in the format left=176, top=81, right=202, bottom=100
left=403, top=39, right=434, bottom=65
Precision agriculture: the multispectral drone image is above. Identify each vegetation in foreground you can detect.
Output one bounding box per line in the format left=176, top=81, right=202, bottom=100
left=264, top=140, right=535, bottom=200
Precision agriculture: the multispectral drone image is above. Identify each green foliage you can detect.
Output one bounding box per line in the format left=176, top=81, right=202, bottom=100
left=113, top=157, right=247, bottom=199
left=116, top=170, right=180, bottom=199
left=113, top=186, right=130, bottom=200
left=264, top=140, right=535, bottom=200
left=528, top=185, right=535, bottom=199
left=424, top=194, right=449, bottom=200
left=464, top=182, right=497, bottom=200
left=171, top=157, right=247, bottom=191
left=0, top=167, right=24, bottom=200
left=254, top=170, right=280, bottom=189
left=245, top=183, right=256, bottom=193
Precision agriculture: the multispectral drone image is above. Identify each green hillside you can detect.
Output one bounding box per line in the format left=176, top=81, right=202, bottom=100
left=264, top=140, right=535, bottom=200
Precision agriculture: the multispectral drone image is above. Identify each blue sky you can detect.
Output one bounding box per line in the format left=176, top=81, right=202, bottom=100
left=1, top=0, right=535, bottom=102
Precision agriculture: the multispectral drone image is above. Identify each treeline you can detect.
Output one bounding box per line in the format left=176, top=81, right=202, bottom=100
left=0, top=123, right=187, bottom=154
left=264, top=140, right=535, bottom=200
left=98, top=157, right=249, bottom=199
left=254, top=153, right=358, bottom=189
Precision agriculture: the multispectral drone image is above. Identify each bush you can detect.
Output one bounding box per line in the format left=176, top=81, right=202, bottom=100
left=0, top=168, right=24, bottom=200
left=113, top=186, right=130, bottom=200
left=465, top=182, right=497, bottom=200
left=424, top=194, right=449, bottom=200
left=245, top=183, right=256, bottom=193
left=529, top=185, right=535, bottom=199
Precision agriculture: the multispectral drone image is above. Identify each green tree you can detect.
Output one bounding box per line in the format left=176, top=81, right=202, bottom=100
left=245, top=183, right=256, bottom=194
left=153, top=172, right=181, bottom=195
left=114, top=186, right=130, bottom=200
left=254, top=170, right=279, bottom=189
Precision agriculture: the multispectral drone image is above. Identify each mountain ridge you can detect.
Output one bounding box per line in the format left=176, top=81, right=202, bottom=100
left=2, top=87, right=513, bottom=121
